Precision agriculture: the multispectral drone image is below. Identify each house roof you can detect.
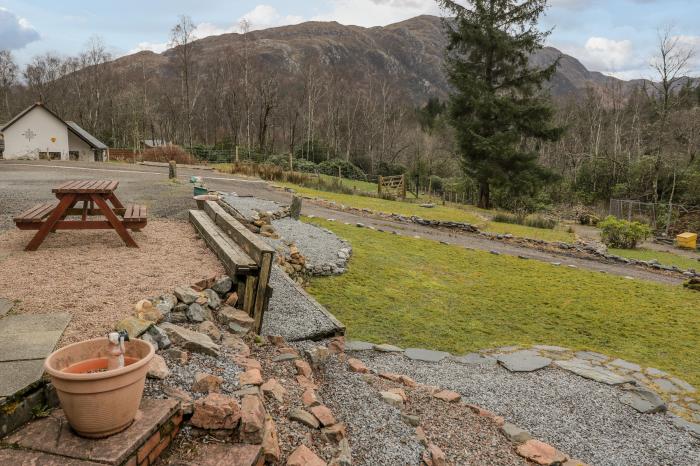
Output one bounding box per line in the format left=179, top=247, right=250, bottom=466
left=66, top=121, right=108, bottom=150
left=0, top=102, right=107, bottom=150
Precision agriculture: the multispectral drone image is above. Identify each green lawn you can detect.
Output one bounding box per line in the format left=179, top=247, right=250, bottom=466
left=610, top=248, right=700, bottom=272
left=305, top=217, right=700, bottom=388
left=282, top=183, right=574, bottom=242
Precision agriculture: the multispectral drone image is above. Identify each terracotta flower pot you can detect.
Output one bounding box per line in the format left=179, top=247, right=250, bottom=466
left=44, top=337, right=155, bottom=438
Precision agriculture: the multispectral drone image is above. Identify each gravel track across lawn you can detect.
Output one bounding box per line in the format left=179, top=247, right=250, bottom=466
left=317, top=356, right=424, bottom=466
left=221, top=194, right=286, bottom=220
left=261, top=266, right=342, bottom=341
left=265, top=218, right=350, bottom=269
left=357, top=351, right=700, bottom=466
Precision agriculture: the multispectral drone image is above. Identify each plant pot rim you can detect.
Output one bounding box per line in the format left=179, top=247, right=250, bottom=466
left=44, top=337, right=155, bottom=382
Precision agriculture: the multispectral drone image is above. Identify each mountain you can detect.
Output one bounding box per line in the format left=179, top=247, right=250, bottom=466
left=105, top=15, right=670, bottom=103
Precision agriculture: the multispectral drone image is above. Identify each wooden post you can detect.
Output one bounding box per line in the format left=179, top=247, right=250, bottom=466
left=378, top=176, right=383, bottom=196
left=290, top=195, right=302, bottom=220
left=235, top=145, right=240, bottom=162
left=401, top=174, right=406, bottom=199
left=168, top=160, right=177, bottom=179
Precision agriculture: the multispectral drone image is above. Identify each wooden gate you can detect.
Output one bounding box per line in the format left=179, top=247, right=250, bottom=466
left=377, top=175, right=406, bottom=199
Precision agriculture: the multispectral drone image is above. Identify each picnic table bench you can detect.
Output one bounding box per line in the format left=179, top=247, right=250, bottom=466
left=14, top=180, right=147, bottom=251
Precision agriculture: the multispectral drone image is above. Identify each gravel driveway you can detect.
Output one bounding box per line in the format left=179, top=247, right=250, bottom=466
left=356, top=351, right=700, bottom=466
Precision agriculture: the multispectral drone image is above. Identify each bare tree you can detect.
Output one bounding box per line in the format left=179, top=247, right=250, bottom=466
left=170, top=15, right=197, bottom=147
left=0, top=50, right=18, bottom=119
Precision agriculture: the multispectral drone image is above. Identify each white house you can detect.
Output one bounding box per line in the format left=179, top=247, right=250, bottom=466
left=0, top=103, right=108, bottom=161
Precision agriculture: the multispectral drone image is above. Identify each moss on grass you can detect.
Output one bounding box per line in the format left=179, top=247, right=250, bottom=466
left=305, top=217, right=700, bottom=388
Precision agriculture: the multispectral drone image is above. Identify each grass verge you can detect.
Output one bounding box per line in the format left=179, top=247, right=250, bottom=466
left=305, top=217, right=700, bottom=388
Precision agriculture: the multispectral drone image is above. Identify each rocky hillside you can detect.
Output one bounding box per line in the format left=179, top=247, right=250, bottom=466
left=108, top=15, right=669, bottom=103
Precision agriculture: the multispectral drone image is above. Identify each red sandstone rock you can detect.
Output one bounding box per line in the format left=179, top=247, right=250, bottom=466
left=295, top=359, right=313, bottom=378
left=191, top=393, right=241, bottom=430
left=302, top=388, right=320, bottom=407
left=239, top=369, right=263, bottom=386
left=260, top=378, right=287, bottom=403
left=287, top=445, right=327, bottom=466
left=516, top=439, right=568, bottom=465
left=433, top=390, right=461, bottom=403
left=261, top=415, right=280, bottom=463
left=240, top=395, right=266, bottom=444
left=192, top=372, right=223, bottom=393
left=321, top=422, right=346, bottom=443
left=310, top=405, right=336, bottom=427
left=379, top=372, right=402, bottom=382
left=347, top=358, right=368, bottom=373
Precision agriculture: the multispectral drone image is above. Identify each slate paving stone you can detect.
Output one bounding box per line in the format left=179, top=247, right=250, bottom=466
left=452, top=353, right=497, bottom=365
left=645, top=367, right=670, bottom=377
left=373, top=343, right=403, bottom=353
left=620, top=388, right=667, bottom=414
left=496, top=350, right=552, bottom=372
left=404, top=348, right=449, bottom=363
left=5, top=398, right=178, bottom=464
left=669, top=377, right=696, bottom=393
left=609, top=358, right=642, bottom=372
left=654, top=378, right=682, bottom=394
left=533, top=345, right=568, bottom=353
left=344, top=340, right=375, bottom=351
left=671, top=416, right=700, bottom=439
left=554, top=359, right=633, bottom=385
left=574, top=351, right=609, bottom=363
left=0, top=359, right=46, bottom=396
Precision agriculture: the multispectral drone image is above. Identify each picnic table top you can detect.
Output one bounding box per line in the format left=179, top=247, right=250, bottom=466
left=53, top=180, right=119, bottom=194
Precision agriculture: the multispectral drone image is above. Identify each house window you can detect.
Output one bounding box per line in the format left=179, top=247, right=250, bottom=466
left=49, top=152, right=61, bottom=160
left=69, top=151, right=80, bottom=161
left=39, top=152, right=49, bottom=160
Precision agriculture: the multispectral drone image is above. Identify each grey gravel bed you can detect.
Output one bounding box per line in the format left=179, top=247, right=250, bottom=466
left=261, top=265, right=342, bottom=341
left=221, top=194, right=285, bottom=221
left=144, top=347, right=244, bottom=400
left=356, top=352, right=700, bottom=466
left=264, top=218, right=351, bottom=273
left=318, top=356, right=423, bottom=466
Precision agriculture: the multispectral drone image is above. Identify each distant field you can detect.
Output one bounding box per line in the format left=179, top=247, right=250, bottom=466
left=610, top=247, right=700, bottom=271
left=305, top=217, right=700, bottom=390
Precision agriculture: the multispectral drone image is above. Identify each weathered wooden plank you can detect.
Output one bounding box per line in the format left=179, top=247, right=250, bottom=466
left=244, top=275, right=257, bottom=316
left=204, top=201, right=274, bottom=264
left=252, top=252, right=273, bottom=333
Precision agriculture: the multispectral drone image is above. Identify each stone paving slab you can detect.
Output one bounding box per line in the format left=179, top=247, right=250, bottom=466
left=497, top=350, right=552, bottom=372
left=0, top=449, right=104, bottom=466
left=345, top=340, right=374, bottom=351
left=0, top=359, right=46, bottom=397
left=0, top=298, right=12, bottom=318
left=0, top=313, right=71, bottom=333
left=405, top=347, right=450, bottom=362
left=453, top=353, right=498, bottom=366
left=554, top=359, right=633, bottom=385
left=0, top=331, right=65, bottom=362
left=5, top=398, right=179, bottom=465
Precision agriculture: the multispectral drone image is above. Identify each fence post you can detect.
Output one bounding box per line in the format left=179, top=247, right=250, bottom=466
left=168, top=160, right=177, bottom=179
left=378, top=176, right=383, bottom=196
left=235, top=145, right=239, bottom=163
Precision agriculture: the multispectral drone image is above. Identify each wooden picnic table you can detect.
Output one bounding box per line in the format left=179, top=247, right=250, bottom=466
left=13, top=180, right=147, bottom=251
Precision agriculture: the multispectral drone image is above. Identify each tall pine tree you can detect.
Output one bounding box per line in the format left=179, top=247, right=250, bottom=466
left=438, top=0, right=563, bottom=208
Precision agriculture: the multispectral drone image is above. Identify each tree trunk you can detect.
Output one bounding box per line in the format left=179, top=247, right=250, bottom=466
left=478, top=181, right=490, bottom=209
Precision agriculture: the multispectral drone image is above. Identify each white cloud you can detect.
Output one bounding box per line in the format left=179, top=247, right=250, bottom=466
left=583, top=37, right=635, bottom=70
left=312, top=0, right=440, bottom=27
left=240, top=5, right=303, bottom=30
left=0, top=7, right=40, bottom=50
left=126, top=4, right=303, bottom=56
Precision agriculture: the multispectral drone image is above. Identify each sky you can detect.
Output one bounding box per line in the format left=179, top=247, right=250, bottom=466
left=1, top=0, right=699, bottom=80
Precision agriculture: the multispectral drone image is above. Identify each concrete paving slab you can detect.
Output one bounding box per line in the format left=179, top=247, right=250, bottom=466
left=5, top=398, right=179, bottom=465
left=0, top=359, right=45, bottom=396
left=0, top=331, right=64, bottom=362
left=0, top=298, right=12, bottom=317
left=0, top=313, right=71, bottom=333
left=405, top=348, right=450, bottom=362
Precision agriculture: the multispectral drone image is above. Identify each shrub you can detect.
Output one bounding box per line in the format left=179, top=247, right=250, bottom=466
left=428, top=175, right=444, bottom=193
left=492, top=212, right=557, bottom=230
left=599, top=216, right=652, bottom=249
left=141, top=145, right=197, bottom=164
left=317, top=159, right=367, bottom=181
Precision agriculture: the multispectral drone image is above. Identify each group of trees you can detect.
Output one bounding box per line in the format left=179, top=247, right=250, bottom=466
left=1, top=3, right=698, bottom=213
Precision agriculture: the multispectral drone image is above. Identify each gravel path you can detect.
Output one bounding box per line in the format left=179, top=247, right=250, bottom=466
left=0, top=220, right=224, bottom=346
left=318, top=356, right=424, bottom=465
left=356, top=351, right=700, bottom=466
left=261, top=266, right=343, bottom=341
left=265, top=218, right=351, bottom=272
left=221, top=194, right=286, bottom=220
